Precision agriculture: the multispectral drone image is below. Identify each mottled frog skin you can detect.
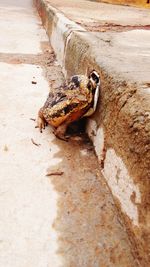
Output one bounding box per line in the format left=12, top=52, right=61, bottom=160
left=37, top=71, right=100, bottom=140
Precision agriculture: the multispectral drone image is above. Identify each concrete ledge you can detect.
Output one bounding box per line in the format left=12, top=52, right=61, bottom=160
left=35, top=0, right=150, bottom=265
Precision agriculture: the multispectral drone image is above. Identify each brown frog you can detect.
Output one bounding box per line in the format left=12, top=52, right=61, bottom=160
left=36, top=70, right=100, bottom=140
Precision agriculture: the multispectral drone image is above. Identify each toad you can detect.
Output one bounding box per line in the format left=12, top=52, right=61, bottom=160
left=36, top=70, right=100, bottom=140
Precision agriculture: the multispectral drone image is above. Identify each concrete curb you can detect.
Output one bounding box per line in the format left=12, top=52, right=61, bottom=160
left=35, top=0, right=150, bottom=265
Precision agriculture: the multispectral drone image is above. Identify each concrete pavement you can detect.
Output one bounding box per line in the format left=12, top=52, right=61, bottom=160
left=0, top=1, right=62, bottom=266
left=47, top=0, right=150, bottom=26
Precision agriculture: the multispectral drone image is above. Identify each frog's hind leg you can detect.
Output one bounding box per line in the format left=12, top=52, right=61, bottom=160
left=36, top=108, right=47, bottom=133
left=54, top=122, right=69, bottom=141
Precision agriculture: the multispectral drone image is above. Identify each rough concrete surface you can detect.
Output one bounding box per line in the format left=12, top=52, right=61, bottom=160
left=0, top=0, right=140, bottom=267
left=35, top=0, right=150, bottom=265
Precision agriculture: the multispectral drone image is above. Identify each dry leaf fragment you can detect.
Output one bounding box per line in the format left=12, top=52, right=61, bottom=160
left=46, top=171, right=64, bottom=176
left=31, top=138, right=41, bottom=147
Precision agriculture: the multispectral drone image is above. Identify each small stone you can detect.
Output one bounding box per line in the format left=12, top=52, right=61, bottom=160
left=31, top=81, right=37, bottom=84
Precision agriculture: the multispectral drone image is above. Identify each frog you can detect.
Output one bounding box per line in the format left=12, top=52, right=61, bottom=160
left=36, top=70, right=100, bottom=140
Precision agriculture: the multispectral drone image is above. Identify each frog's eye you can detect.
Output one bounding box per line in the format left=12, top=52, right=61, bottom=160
left=89, top=70, right=100, bottom=84
left=71, top=76, right=80, bottom=87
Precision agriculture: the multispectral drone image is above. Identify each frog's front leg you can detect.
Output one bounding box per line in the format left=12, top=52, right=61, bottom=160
left=36, top=108, right=47, bottom=133
left=54, top=122, right=69, bottom=141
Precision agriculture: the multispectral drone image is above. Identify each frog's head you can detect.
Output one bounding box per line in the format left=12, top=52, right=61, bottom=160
left=88, top=70, right=100, bottom=90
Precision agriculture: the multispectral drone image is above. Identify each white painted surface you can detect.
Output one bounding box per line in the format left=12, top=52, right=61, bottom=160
left=93, top=127, right=105, bottom=161
left=103, top=149, right=141, bottom=226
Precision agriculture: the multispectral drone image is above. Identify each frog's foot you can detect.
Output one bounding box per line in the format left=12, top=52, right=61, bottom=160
left=54, top=123, right=69, bottom=141
left=36, top=115, right=47, bottom=133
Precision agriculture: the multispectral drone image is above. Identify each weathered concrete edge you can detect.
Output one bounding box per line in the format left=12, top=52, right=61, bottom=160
left=35, top=0, right=150, bottom=265
left=35, top=0, right=85, bottom=68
